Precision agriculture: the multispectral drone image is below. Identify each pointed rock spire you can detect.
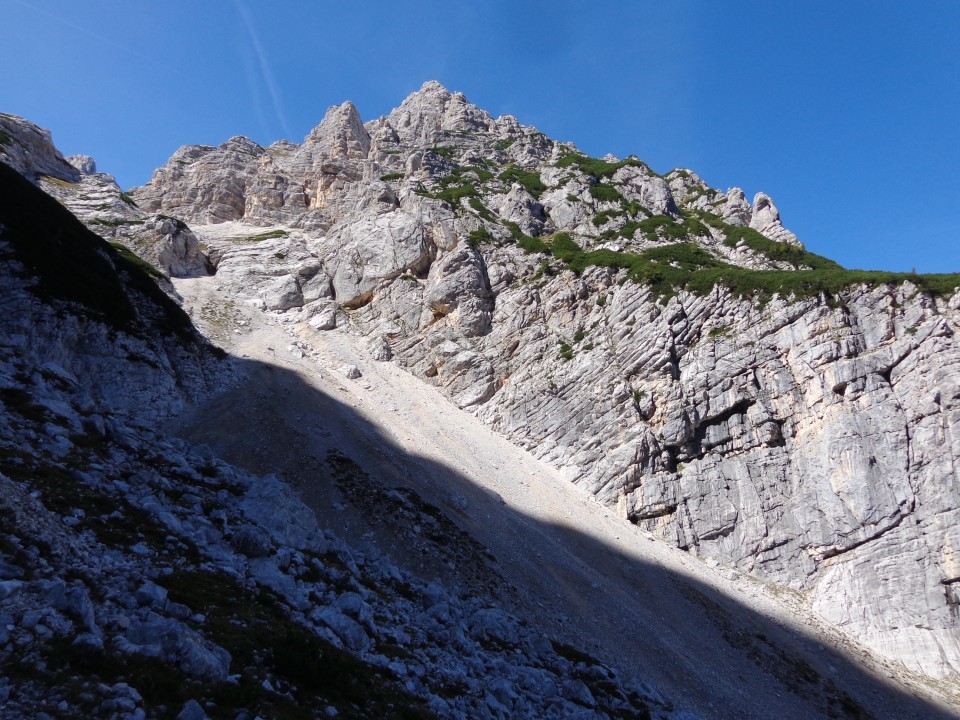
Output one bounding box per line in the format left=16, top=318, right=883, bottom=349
left=305, top=101, right=371, bottom=159
left=750, top=192, right=800, bottom=246
left=722, top=187, right=753, bottom=227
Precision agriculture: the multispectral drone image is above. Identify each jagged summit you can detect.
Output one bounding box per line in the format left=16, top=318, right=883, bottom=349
left=385, top=80, right=496, bottom=145
left=127, top=81, right=805, bottom=266
left=304, top=100, right=370, bottom=159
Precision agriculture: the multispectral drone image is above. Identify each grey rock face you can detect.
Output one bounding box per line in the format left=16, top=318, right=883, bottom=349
left=750, top=191, right=800, bottom=245
left=67, top=154, right=97, bottom=174
left=1, top=114, right=211, bottom=279
left=425, top=245, right=493, bottom=337
left=386, top=80, right=497, bottom=146
left=134, top=136, right=265, bottom=225
left=0, top=113, right=80, bottom=183
left=109, top=81, right=960, bottom=682
left=306, top=101, right=371, bottom=160
left=722, top=187, right=753, bottom=227
left=148, top=216, right=210, bottom=277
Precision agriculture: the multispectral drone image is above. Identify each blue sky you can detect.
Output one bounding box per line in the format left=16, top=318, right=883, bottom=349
left=3, top=1, right=959, bottom=273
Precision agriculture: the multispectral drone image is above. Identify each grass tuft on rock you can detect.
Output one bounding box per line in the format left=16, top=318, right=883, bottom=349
left=498, top=166, right=546, bottom=197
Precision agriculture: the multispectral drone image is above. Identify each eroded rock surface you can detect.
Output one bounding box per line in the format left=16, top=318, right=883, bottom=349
left=8, top=81, right=960, bottom=686
left=0, top=114, right=211, bottom=279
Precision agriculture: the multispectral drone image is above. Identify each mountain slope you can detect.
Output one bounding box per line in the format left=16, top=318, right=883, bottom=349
left=5, top=79, right=960, bottom=715
left=7, top=133, right=947, bottom=719
left=0, top=154, right=676, bottom=718
left=124, top=81, right=960, bottom=682
left=169, top=267, right=960, bottom=719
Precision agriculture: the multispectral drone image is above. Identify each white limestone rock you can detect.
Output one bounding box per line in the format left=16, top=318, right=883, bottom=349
left=722, top=187, right=753, bottom=227
left=387, top=81, right=496, bottom=146
left=340, top=364, right=362, bottom=379
left=67, top=154, right=97, bottom=174
left=750, top=192, right=801, bottom=246
left=497, top=184, right=546, bottom=236
left=305, top=101, right=371, bottom=160
left=0, top=112, right=80, bottom=183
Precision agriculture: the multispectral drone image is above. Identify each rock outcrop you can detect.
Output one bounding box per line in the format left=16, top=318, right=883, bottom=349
left=750, top=191, right=800, bottom=245
left=0, top=114, right=211, bottom=279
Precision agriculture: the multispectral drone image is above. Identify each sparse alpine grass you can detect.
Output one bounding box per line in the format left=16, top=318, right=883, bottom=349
left=508, top=227, right=960, bottom=303
left=555, top=152, right=652, bottom=179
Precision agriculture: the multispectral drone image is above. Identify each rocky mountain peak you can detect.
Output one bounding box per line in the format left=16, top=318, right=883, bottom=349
left=304, top=100, right=371, bottom=159
left=218, top=135, right=265, bottom=157
left=387, top=80, right=496, bottom=145
left=66, top=154, right=97, bottom=175
left=0, top=113, right=79, bottom=184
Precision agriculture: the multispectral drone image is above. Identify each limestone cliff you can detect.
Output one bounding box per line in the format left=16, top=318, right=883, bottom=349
left=0, top=113, right=210, bottom=279
left=0, top=156, right=677, bottom=719
left=121, top=81, right=960, bottom=682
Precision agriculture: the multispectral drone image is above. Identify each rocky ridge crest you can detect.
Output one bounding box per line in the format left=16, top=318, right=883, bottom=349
left=0, top=113, right=210, bottom=280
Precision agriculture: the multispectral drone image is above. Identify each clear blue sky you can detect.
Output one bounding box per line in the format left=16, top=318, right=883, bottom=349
left=3, top=0, right=959, bottom=273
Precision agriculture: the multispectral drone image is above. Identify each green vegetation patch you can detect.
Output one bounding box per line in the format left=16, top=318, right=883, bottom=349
left=0, top=129, right=13, bottom=147
left=556, top=152, right=650, bottom=179
left=468, top=197, right=495, bottom=222
left=428, top=146, right=458, bottom=159
left=514, top=225, right=960, bottom=303
left=431, top=184, right=478, bottom=206
left=502, top=220, right=549, bottom=254
left=467, top=226, right=494, bottom=249
left=498, top=166, right=546, bottom=197
left=461, top=164, right=494, bottom=182
left=239, top=229, right=288, bottom=242
left=379, top=172, right=404, bottom=182
left=600, top=213, right=716, bottom=243
left=725, top=225, right=839, bottom=270
left=40, top=175, right=79, bottom=188
left=592, top=209, right=624, bottom=227
left=90, top=218, right=145, bottom=228
left=108, top=242, right=166, bottom=280
left=588, top=183, right=625, bottom=204
left=418, top=160, right=497, bottom=211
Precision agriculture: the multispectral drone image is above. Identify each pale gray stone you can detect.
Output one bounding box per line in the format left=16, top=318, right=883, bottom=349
left=67, top=154, right=97, bottom=174
left=340, top=364, right=361, bottom=380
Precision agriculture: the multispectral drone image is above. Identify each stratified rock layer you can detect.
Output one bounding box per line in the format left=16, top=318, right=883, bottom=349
left=116, top=81, right=960, bottom=680
left=0, top=114, right=210, bottom=279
